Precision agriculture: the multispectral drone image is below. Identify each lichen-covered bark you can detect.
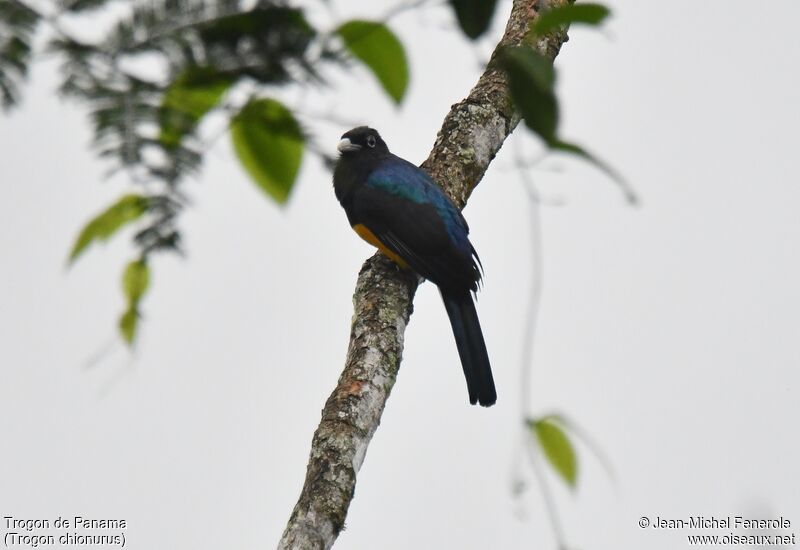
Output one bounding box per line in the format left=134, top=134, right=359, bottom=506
left=278, top=2, right=571, bottom=549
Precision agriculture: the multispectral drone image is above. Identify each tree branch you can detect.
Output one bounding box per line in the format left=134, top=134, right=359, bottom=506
left=278, top=2, right=571, bottom=548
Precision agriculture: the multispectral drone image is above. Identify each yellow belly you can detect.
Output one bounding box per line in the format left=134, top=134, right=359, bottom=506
left=352, top=223, right=409, bottom=268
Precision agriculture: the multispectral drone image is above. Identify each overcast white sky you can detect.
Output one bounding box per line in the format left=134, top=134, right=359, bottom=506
left=2, top=1, right=799, bottom=549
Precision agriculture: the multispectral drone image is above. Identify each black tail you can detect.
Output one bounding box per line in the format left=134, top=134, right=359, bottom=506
left=441, top=289, right=497, bottom=407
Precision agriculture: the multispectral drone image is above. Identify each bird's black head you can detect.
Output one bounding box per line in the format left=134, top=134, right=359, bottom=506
left=337, top=126, right=389, bottom=157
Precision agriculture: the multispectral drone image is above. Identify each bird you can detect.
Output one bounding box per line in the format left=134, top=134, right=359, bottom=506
left=332, top=126, right=496, bottom=407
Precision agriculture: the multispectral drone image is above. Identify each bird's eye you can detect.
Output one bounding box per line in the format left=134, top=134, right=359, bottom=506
left=366, top=135, right=376, bottom=148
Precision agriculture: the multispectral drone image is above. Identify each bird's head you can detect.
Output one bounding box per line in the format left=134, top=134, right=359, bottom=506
left=336, top=126, right=389, bottom=157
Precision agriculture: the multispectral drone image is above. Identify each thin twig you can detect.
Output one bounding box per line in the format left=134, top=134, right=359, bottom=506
left=515, top=137, right=544, bottom=420
left=512, top=135, right=570, bottom=549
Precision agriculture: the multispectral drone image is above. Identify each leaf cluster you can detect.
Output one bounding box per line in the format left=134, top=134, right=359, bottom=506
left=2, top=0, right=623, bottom=348
left=0, top=0, right=40, bottom=109
left=18, top=0, right=414, bottom=344
left=497, top=3, right=628, bottom=193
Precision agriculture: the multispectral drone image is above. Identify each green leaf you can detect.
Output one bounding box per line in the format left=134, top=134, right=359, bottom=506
left=499, top=46, right=558, bottom=142
left=336, top=20, right=409, bottom=104
left=230, top=98, right=304, bottom=204
left=119, top=259, right=149, bottom=346
left=531, top=3, right=611, bottom=37
left=450, top=0, right=498, bottom=39
left=550, top=139, right=638, bottom=203
left=118, top=307, right=138, bottom=345
left=163, top=68, right=231, bottom=119
left=122, top=259, right=150, bottom=305
left=529, top=417, right=578, bottom=488
left=68, top=194, right=149, bottom=263
left=159, top=67, right=232, bottom=148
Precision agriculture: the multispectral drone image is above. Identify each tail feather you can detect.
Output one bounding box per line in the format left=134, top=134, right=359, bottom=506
left=441, top=290, right=497, bottom=407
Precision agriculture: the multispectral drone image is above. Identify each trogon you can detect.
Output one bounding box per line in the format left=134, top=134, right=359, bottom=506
left=333, top=126, right=497, bottom=407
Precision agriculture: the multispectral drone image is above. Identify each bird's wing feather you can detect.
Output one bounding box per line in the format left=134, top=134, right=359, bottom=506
left=352, top=158, right=480, bottom=290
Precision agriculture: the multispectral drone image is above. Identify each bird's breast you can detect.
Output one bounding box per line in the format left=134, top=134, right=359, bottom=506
left=352, top=223, right=409, bottom=269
